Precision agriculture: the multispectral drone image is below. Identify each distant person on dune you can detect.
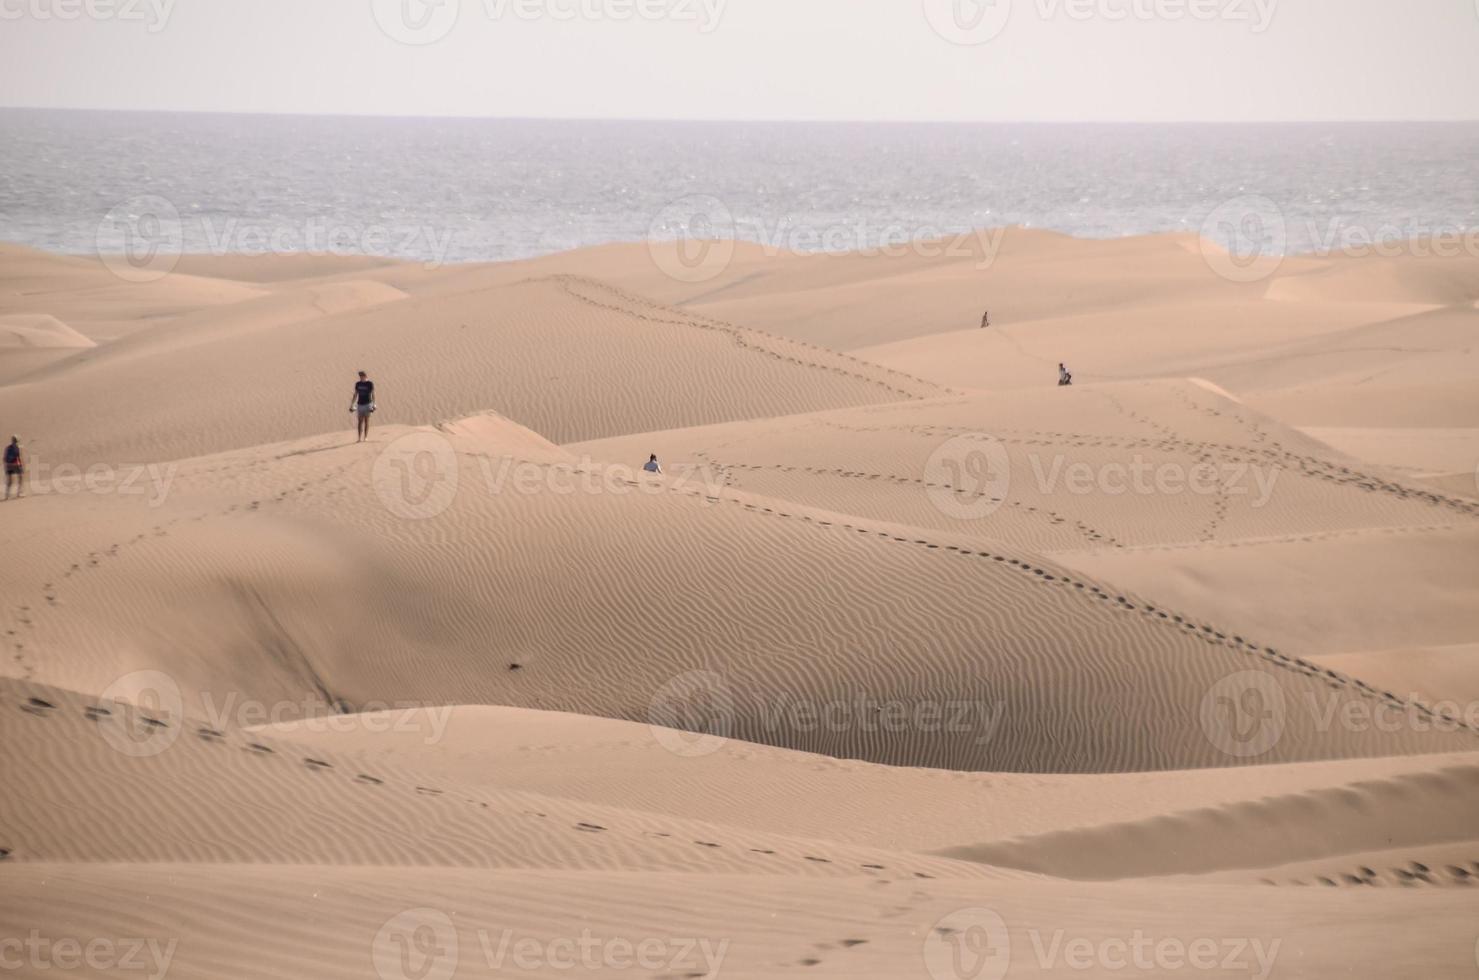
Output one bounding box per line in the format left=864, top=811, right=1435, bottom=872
left=981, top=310, right=990, bottom=328
left=1058, top=363, right=1073, bottom=387
left=4, top=436, right=23, bottom=500
left=350, top=371, right=376, bottom=442
left=643, top=454, right=663, bottom=475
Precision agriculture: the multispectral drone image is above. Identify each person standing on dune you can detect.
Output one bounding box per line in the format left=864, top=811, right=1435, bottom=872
left=1058, top=363, right=1073, bottom=387
left=3, top=436, right=23, bottom=500
left=350, top=371, right=376, bottom=442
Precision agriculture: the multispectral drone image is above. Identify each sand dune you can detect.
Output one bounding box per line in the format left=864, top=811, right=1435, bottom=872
left=1299, top=426, right=1479, bottom=476
left=1310, top=643, right=1479, bottom=708
left=1263, top=251, right=1479, bottom=306
left=5, top=678, right=981, bottom=879
left=0, top=313, right=96, bottom=350
left=854, top=298, right=1439, bottom=392
left=610, top=230, right=1292, bottom=352
left=260, top=703, right=1479, bottom=858
left=574, top=380, right=1479, bottom=554
left=0, top=272, right=944, bottom=465
left=0, top=243, right=267, bottom=334
left=943, top=758, right=1479, bottom=881
left=1063, top=526, right=1479, bottom=657
left=14, top=863, right=1479, bottom=979
left=5, top=410, right=1475, bottom=774
left=170, top=252, right=406, bottom=283
left=3, top=234, right=1478, bottom=978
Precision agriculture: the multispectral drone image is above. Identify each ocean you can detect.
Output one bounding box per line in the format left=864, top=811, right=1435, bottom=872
left=2, top=109, right=1477, bottom=266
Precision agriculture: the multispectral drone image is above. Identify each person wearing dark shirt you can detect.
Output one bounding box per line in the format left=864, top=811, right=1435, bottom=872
left=3, top=436, right=22, bottom=500
left=350, top=372, right=376, bottom=442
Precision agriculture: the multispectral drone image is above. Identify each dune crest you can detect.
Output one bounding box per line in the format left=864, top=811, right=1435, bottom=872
left=0, top=313, right=96, bottom=349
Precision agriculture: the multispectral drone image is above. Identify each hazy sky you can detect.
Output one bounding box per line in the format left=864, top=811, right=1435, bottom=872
left=2, top=0, right=1477, bottom=121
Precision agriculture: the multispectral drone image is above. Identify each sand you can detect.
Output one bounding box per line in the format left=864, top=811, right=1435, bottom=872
left=2, top=232, right=1477, bottom=977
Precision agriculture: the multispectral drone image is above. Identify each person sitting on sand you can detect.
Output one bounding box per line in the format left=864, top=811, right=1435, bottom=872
left=643, top=454, right=663, bottom=475
left=1058, top=363, right=1073, bottom=387
left=349, top=371, right=375, bottom=442
left=3, top=436, right=22, bottom=500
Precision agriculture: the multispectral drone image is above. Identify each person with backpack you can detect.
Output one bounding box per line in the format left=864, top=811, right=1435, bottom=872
left=3, top=436, right=23, bottom=500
